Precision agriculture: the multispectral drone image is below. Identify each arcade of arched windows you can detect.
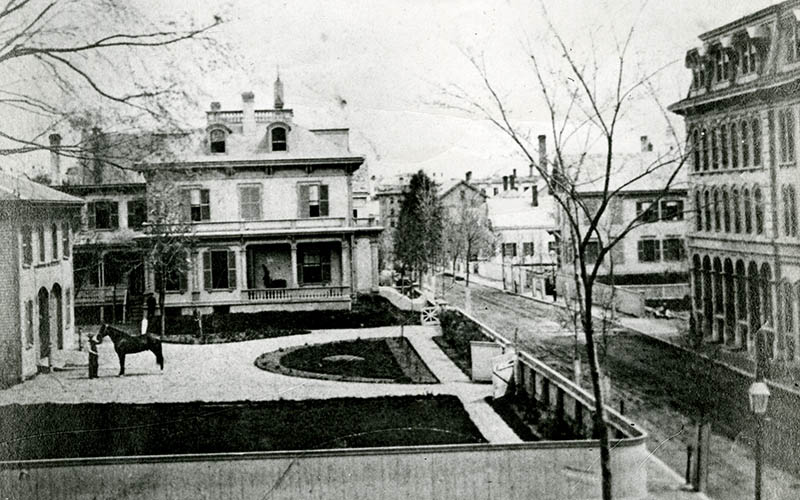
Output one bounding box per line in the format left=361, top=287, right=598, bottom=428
left=689, top=117, right=762, bottom=173
left=692, top=184, right=770, bottom=237
left=691, top=253, right=800, bottom=362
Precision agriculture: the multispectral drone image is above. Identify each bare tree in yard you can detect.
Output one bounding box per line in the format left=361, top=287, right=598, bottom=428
left=445, top=6, right=689, bottom=499
left=0, top=0, right=227, bottom=169
left=143, top=168, right=195, bottom=339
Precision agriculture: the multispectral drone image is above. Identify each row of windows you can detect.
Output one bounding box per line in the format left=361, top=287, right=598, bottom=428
left=583, top=238, right=685, bottom=264
left=501, top=242, right=536, bottom=258
left=209, top=126, right=287, bottom=154
left=694, top=185, right=767, bottom=235
left=160, top=247, right=334, bottom=292
left=690, top=118, right=762, bottom=172
left=634, top=199, right=685, bottom=223
left=185, top=184, right=331, bottom=222
left=21, top=223, right=70, bottom=266
left=88, top=199, right=146, bottom=230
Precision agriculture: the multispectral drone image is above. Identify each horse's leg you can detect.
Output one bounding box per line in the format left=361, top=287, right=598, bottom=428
left=152, top=341, right=164, bottom=370
left=118, top=352, right=125, bottom=376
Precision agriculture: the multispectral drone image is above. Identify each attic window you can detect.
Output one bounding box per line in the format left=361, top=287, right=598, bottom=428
left=271, top=127, right=287, bottom=151
left=210, top=129, right=226, bottom=153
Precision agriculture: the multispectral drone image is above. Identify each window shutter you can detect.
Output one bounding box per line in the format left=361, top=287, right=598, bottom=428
left=322, top=249, right=331, bottom=282
left=179, top=263, right=188, bottom=291
left=297, top=251, right=304, bottom=285
left=227, top=250, right=237, bottom=289
left=203, top=251, right=212, bottom=290
left=320, top=185, right=329, bottom=216
left=611, top=243, right=625, bottom=265
left=88, top=203, right=96, bottom=229
left=637, top=241, right=645, bottom=262
left=182, top=190, right=191, bottom=221
left=110, top=202, right=119, bottom=229
left=298, top=185, right=309, bottom=218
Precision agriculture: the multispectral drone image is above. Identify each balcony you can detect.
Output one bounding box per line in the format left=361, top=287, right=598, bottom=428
left=183, top=217, right=379, bottom=236
left=242, top=286, right=350, bottom=303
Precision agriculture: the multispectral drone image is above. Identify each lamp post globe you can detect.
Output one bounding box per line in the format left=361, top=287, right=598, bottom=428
left=748, top=381, right=770, bottom=415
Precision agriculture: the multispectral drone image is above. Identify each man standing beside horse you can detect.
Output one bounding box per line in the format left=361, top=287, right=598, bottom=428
left=96, top=324, right=164, bottom=376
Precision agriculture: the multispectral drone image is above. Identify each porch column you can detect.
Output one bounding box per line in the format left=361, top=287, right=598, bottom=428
left=370, top=238, right=379, bottom=292
left=189, top=251, right=199, bottom=296
left=290, top=242, right=299, bottom=288
left=237, top=246, right=247, bottom=291
left=341, top=240, right=351, bottom=289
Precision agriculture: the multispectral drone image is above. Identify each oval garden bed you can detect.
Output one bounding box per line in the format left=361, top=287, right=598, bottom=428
left=255, top=337, right=438, bottom=384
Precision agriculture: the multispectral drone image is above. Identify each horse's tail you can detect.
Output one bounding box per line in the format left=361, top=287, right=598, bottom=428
left=152, top=340, right=164, bottom=370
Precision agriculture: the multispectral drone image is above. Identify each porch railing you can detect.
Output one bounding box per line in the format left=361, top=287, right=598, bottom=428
left=181, top=217, right=379, bottom=235
left=243, top=286, right=350, bottom=302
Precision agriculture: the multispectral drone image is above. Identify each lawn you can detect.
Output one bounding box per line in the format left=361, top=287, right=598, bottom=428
left=0, top=396, right=484, bottom=461
left=255, top=337, right=438, bottom=383
left=158, top=293, right=420, bottom=343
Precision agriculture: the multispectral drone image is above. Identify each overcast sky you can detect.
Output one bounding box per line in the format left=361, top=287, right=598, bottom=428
left=4, top=0, right=782, bottom=181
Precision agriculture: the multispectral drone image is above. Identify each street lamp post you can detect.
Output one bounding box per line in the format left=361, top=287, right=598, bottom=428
left=749, top=328, right=771, bottom=500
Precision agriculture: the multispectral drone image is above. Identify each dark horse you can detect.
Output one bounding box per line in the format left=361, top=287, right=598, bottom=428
left=97, top=324, right=164, bottom=376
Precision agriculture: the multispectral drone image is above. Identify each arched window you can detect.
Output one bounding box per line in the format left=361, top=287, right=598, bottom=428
left=711, top=127, right=719, bottom=169
left=761, top=263, right=773, bottom=328
left=752, top=118, right=762, bottom=166
left=721, top=125, right=728, bottom=168
left=692, top=129, right=700, bottom=171
left=704, top=189, right=712, bottom=231
left=744, top=188, right=752, bottom=233
left=740, top=120, right=749, bottom=167
left=713, top=189, right=721, bottom=231
left=733, top=188, right=741, bottom=233
left=754, top=186, right=764, bottom=234
left=723, top=188, right=731, bottom=232
left=781, top=281, right=794, bottom=338
left=730, top=122, right=738, bottom=169
left=210, top=129, right=226, bottom=153
left=695, top=190, right=702, bottom=231
left=784, top=185, right=798, bottom=237
left=271, top=127, right=287, bottom=151
left=702, top=128, right=709, bottom=170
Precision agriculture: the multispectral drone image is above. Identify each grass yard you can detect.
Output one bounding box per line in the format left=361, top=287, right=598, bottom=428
left=0, top=396, right=484, bottom=461
left=255, top=337, right=438, bottom=383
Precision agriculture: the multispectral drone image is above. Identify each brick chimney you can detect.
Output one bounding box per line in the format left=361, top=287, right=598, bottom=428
left=510, top=173, right=516, bottom=190
left=538, top=135, right=547, bottom=170
left=502, top=175, right=508, bottom=191
left=242, top=91, right=255, bottom=135
left=531, top=185, right=539, bottom=207
left=48, top=133, right=61, bottom=185
left=465, top=171, right=472, bottom=182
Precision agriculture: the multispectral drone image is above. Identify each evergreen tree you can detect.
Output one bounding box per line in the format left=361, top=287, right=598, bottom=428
left=394, top=170, right=444, bottom=281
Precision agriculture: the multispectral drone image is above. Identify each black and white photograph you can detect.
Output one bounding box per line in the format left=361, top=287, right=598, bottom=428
left=1, top=1, right=799, bottom=498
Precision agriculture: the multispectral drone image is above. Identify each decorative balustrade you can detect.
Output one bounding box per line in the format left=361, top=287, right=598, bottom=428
left=243, top=286, right=350, bottom=302
left=182, top=217, right=378, bottom=235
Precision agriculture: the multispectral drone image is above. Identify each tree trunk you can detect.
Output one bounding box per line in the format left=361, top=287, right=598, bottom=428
left=159, top=281, right=166, bottom=341
left=583, top=284, right=613, bottom=500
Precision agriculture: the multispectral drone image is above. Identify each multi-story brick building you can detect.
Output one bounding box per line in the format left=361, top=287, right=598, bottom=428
left=0, top=171, right=83, bottom=386
left=670, top=0, right=800, bottom=361
left=137, top=80, right=382, bottom=314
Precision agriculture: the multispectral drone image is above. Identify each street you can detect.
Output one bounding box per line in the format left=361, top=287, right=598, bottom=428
left=443, top=280, right=800, bottom=500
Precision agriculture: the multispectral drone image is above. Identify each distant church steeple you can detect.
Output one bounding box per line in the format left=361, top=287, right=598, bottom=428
left=274, top=69, right=284, bottom=110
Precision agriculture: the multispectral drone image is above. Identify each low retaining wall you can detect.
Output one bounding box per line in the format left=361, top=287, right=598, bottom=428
left=378, top=286, right=425, bottom=311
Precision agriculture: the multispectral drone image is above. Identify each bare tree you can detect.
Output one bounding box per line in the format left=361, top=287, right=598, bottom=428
left=444, top=4, right=689, bottom=499
left=0, top=0, right=227, bottom=168
left=143, top=168, right=195, bottom=339
left=442, top=190, right=495, bottom=289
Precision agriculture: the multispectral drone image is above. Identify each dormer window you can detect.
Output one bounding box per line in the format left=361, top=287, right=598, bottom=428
left=271, top=127, right=287, bottom=151
left=210, top=129, right=226, bottom=153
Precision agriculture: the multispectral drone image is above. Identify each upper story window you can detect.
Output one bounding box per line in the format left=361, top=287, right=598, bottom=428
left=752, top=117, right=762, bottom=166
left=778, top=107, right=796, bottom=164
left=21, top=225, right=32, bottom=266
left=239, top=184, right=262, bottom=220
left=522, top=242, right=535, bottom=256
left=635, top=200, right=658, bottom=223
left=203, top=249, right=236, bottom=290
left=637, top=238, right=660, bottom=263
left=714, top=50, right=730, bottom=81
left=127, top=198, right=147, bottom=229
left=210, top=129, right=226, bottom=153
left=660, top=200, right=684, bottom=221
left=38, top=225, right=45, bottom=262
left=585, top=240, right=600, bottom=264
left=502, top=242, right=517, bottom=258
left=88, top=200, right=119, bottom=230
left=271, top=127, right=287, bottom=151
left=51, top=223, right=58, bottom=260
left=62, top=222, right=70, bottom=258
left=185, top=188, right=210, bottom=222
left=662, top=238, right=685, bottom=262
left=298, top=184, right=329, bottom=218
left=739, top=39, right=759, bottom=75
left=784, top=16, right=800, bottom=63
